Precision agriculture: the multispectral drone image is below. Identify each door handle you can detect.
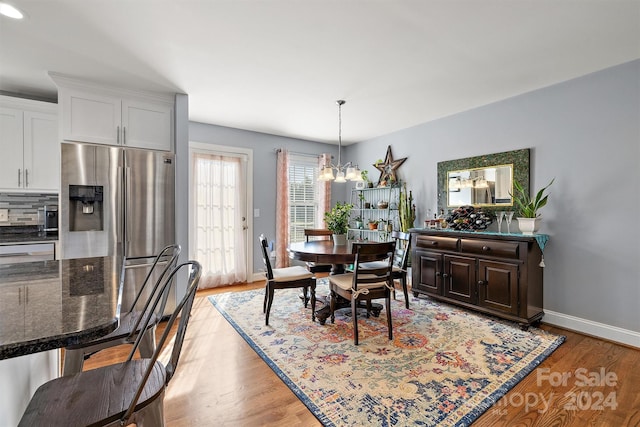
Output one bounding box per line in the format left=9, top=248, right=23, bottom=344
left=125, top=167, right=131, bottom=243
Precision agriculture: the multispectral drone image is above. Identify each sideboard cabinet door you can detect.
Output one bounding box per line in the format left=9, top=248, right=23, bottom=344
left=478, top=260, right=519, bottom=315
left=443, top=254, right=477, bottom=305
left=413, top=250, right=443, bottom=296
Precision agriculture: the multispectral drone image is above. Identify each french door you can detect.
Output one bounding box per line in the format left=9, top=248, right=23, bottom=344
left=189, top=142, right=253, bottom=288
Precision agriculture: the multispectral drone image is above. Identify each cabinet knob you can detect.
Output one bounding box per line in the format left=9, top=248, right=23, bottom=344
left=478, top=280, right=486, bottom=285
left=482, top=246, right=490, bottom=251
left=435, top=272, right=441, bottom=277
left=442, top=273, right=449, bottom=278
left=430, top=241, right=438, bottom=245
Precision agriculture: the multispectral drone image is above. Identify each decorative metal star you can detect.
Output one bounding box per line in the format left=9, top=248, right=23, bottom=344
left=374, top=145, right=407, bottom=186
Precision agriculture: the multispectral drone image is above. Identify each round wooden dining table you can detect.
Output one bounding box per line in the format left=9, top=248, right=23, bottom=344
left=287, top=240, right=384, bottom=323
left=287, top=240, right=356, bottom=275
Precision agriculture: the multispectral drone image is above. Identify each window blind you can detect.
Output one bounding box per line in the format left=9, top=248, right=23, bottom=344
left=288, top=154, right=319, bottom=243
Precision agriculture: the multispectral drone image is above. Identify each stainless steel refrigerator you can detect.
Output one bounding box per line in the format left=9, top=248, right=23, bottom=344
left=60, top=142, right=176, bottom=315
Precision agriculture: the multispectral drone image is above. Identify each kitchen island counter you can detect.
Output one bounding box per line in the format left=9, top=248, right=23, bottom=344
left=0, top=255, right=123, bottom=360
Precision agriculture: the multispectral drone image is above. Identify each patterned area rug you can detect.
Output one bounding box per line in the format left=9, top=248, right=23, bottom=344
left=209, top=281, right=564, bottom=426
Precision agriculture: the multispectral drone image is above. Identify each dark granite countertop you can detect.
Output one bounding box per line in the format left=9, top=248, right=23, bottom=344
left=0, top=255, right=123, bottom=359
left=0, top=226, right=58, bottom=244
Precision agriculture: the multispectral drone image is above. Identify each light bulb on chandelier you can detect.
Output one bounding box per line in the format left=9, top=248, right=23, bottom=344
left=318, top=100, right=363, bottom=183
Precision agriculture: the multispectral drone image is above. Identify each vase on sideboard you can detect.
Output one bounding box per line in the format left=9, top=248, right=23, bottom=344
left=517, top=217, right=541, bottom=235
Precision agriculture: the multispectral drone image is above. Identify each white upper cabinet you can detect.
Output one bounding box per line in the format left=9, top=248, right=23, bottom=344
left=51, top=74, right=174, bottom=151
left=121, top=98, right=173, bottom=150
left=61, top=89, right=121, bottom=146
left=0, top=96, right=59, bottom=192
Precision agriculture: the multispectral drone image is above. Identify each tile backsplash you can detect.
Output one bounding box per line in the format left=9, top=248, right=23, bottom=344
left=0, top=193, right=58, bottom=226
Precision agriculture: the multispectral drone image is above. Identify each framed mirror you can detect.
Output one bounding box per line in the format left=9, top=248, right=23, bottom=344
left=437, top=148, right=530, bottom=214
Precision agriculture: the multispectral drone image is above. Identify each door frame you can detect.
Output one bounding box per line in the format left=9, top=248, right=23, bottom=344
left=188, top=141, right=254, bottom=282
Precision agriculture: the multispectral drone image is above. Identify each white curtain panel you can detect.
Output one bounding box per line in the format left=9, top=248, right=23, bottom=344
left=193, top=152, right=247, bottom=288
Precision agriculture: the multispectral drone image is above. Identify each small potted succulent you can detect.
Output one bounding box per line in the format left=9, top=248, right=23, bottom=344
left=324, top=201, right=353, bottom=245
left=354, top=216, right=364, bottom=229
left=511, top=178, right=554, bottom=235
left=368, top=219, right=378, bottom=230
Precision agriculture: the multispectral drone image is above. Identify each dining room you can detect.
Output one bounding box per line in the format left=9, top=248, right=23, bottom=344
left=1, top=1, right=639, bottom=425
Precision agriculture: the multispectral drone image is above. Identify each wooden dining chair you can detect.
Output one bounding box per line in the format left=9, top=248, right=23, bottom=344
left=345, top=231, right=411, bottom=308
left=19, top=261, right=202, bottom=427
left=329, top=241, right=396, bottom=345
left=302, top=228, right=333, bottom=274
left=259, top=234, right=316, bottom=325
left=62, top=244, right=181, bottom=375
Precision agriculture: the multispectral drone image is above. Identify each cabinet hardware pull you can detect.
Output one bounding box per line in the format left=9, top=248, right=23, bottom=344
left=25, top=169, right=29, bottom=187
left=442, top=273, right=449, bottom=278
left=18, top=169, right=21, bottom=186
left=482, top=246, right=490, bottom=251
left=430, top=241, right=438, bottom=245
left=123, top=126, right=126, bottom=145
left=117, top=126, right=120, bottom=144
left=478, top=280, right=485, bottom=285
left=435, top=272, right=441, bottom=277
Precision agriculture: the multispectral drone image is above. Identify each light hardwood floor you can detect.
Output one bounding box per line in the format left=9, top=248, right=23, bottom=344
left=84, top=280, right=640, bottom=426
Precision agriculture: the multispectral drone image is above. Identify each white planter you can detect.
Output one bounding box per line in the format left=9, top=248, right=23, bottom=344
left=517, top=217, right=541, bottom=235
left=332, top=234, right=347, bottom=245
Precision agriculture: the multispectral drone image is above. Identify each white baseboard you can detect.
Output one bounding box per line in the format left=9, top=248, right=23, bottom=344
left=543, top=310, right=640, bottom=348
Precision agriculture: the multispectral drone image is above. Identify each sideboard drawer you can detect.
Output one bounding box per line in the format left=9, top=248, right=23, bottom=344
left=416, top=235, right=459, bottom=251
left=460, top=239, right=519, bottom=259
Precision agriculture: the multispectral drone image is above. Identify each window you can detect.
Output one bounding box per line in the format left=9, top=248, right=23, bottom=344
left=288, top=154, right=320, bottom=243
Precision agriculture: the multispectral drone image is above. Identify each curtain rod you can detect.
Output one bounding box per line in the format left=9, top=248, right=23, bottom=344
left=274, top=148, right=324, bottom=159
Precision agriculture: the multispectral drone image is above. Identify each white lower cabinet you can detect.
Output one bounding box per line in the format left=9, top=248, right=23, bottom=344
left=0, top=351, right=59, bottom=427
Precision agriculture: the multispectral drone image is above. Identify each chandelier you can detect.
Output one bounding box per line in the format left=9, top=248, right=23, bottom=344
left=318, top=100, right=363, bottom=183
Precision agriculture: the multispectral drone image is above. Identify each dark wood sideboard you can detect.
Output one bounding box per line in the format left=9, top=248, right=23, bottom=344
left=410, top=229, right=546, bottom=328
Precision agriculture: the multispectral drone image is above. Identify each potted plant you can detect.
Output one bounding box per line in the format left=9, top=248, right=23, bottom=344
left=361, top=170, right=373, bottom=188
left=511, top=178, right=554, bottom=235
left=357, top=192, right=366, bottom=208
left=324, top=201, right=353, bottom=245
left=354, top=216, right=364, bottom=229
left=399, top=183, right=416, bottom=232
left=368, top=219, right=378, bottom=230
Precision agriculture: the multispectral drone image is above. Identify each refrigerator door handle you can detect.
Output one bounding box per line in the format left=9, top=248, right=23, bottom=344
left=116, top=165, right=124, bottom=247
left=125, top=166, right=131, bottom=247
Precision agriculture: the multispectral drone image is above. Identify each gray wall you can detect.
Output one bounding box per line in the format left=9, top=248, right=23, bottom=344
left=344, top=60, right=640, bottom=334
left=188, top=123, right=340, bottom=274
left=184, top=60, right=639, bottom=339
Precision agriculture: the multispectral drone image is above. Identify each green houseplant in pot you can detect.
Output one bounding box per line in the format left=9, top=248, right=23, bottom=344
left=511, top=178, right=554, bottom=235
left=324, top=202, right=353, bottom=245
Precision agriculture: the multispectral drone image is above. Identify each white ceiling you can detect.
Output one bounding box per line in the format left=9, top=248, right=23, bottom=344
left=1, top=0, right=639, bottom=144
